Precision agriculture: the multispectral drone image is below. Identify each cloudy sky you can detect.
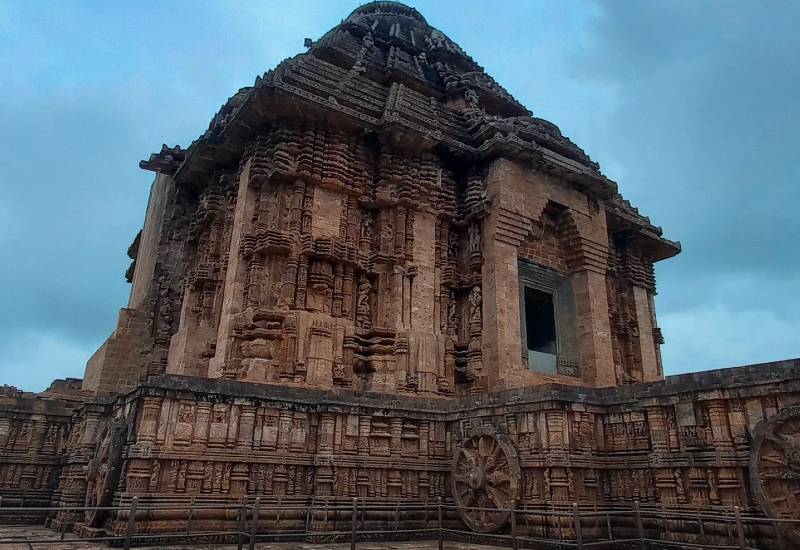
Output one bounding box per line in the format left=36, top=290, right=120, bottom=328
left=1, top=0, right=798, bottom=392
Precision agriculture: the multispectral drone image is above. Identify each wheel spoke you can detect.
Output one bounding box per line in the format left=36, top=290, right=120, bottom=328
left=763, top=454, right=788, bottom=466
left=487, top=485, right=508, bottom=508
left=489, top=470, right=510, bottom=485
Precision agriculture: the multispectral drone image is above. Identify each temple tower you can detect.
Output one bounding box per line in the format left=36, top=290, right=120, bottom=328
left=82, top=1, right=679, bottom=397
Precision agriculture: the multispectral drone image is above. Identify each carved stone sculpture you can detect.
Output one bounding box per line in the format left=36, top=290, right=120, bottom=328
left=468, top=286, right=482, bottom=330
left=356, top=275, right=372, bottom=331
left=84, top=418, right=127, bottom=527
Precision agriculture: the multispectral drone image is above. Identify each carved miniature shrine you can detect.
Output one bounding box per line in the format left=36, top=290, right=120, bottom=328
left=2, top=2, right=799, bottom=548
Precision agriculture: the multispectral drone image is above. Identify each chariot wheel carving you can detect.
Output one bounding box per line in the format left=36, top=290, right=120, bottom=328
left=84, top=418, right=126, bottom=527
left=452, top=427, right=521, bottom=532
left=750, top=405, right=800, bottom=545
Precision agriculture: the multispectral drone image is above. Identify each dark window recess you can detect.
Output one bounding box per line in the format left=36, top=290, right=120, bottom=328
left=524, top=287, right=558, bottom=372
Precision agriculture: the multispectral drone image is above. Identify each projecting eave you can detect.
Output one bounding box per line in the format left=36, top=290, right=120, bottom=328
left=139, top=144, right=186, bottom=175
left=606, top=205, right=681, bottom=262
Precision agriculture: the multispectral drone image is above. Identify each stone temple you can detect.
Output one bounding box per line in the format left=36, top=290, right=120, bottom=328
left=2, top=2, right=799, bottom=547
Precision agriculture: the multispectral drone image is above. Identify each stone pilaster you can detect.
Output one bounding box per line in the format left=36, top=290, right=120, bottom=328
left=633, top=286, right=659, bottom=382
left=210, top=160, right=256, bottom=378
left=572, top=269, right=615, bottom=387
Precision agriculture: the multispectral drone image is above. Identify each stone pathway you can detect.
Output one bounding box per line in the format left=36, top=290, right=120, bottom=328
left=0, top=526, right=506, bottom=550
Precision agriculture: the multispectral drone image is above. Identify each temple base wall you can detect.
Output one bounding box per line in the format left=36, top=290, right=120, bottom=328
left=0, top=392, right=83, bottom=524
left=3, top=359, right=800, bottom=548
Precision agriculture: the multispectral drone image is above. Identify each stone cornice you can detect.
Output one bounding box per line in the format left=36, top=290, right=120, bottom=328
left=103, top=358, right=800, bottom=419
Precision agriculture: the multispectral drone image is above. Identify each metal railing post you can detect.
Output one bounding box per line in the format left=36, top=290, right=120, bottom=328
left=351, top=497, right=358, bottom=550
left=774, top=520, right=786, bottom=550
left=305, top=499, right=311, bottom=541
left=186, top=496, right=195, bottom=537
left=9, top=498, right=779, bottom=550
left=237, top=499, right=247, bottom=550
left=124, top=496, right=138, bottom=550
left=511, top=504, right=518, bottom=550
left=437, top=496, right=444, bottom=550
left=248, top=496, right=260, bottom=550
left=734, top=505, right=746, bottom=549
left=633, top=500, right=644, bottom=549
left=573, top=503, right=583, bottom=550
left=697, top=509, right=705, bottom=544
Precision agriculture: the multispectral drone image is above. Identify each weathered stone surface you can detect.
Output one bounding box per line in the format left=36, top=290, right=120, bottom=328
left=75, top=1, right=678, bottom=398
left=0, top=3, right=795, bottom=549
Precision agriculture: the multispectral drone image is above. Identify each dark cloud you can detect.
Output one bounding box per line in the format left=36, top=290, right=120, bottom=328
left=561, top=0, right=800, bottom=370
left=0, top=0, right=797, bottom=390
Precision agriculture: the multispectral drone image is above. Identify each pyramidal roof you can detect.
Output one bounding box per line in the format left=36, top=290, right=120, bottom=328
left=140, top=1, right=679, bottom=260
left=324, top=1, right=531, bottom=117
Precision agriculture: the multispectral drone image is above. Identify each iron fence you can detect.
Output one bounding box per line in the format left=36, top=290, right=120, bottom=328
left=0, top=497, right=794, bottom=549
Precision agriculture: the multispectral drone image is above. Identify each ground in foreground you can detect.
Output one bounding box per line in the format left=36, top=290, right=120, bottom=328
left=0, top=526, right=506, bottom=550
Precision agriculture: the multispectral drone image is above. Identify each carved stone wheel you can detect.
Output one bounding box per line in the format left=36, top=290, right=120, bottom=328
left=750, top=405, right=800, bottom=546
left=452, top=427, right=521, bottom=532
left=84, top=419, right=126, bottom=527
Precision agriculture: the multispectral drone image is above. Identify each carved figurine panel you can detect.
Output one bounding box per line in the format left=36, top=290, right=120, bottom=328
left=161, top=122, right=489, bottom=397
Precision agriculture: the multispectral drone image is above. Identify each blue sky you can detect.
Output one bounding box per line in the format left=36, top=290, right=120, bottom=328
left=1, top=0, right=798, bottom=391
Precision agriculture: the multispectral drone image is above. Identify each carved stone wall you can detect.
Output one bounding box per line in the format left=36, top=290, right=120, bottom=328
left=88, top=128, right=671, bottom=399
left=148, top=124, right=484, bottom=397
left=606, top=235, right=662, bottom=384
left=482, top=160, right=616, bottom=389
left=455, top=360, right=800, bottom=520
left=3, top=359, right=799, bottom=549
left=49, top=376, right=452, bottom=536
left=0, top=391, right=82, bottom=522
left=21, top=360, right=794, bottom=548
